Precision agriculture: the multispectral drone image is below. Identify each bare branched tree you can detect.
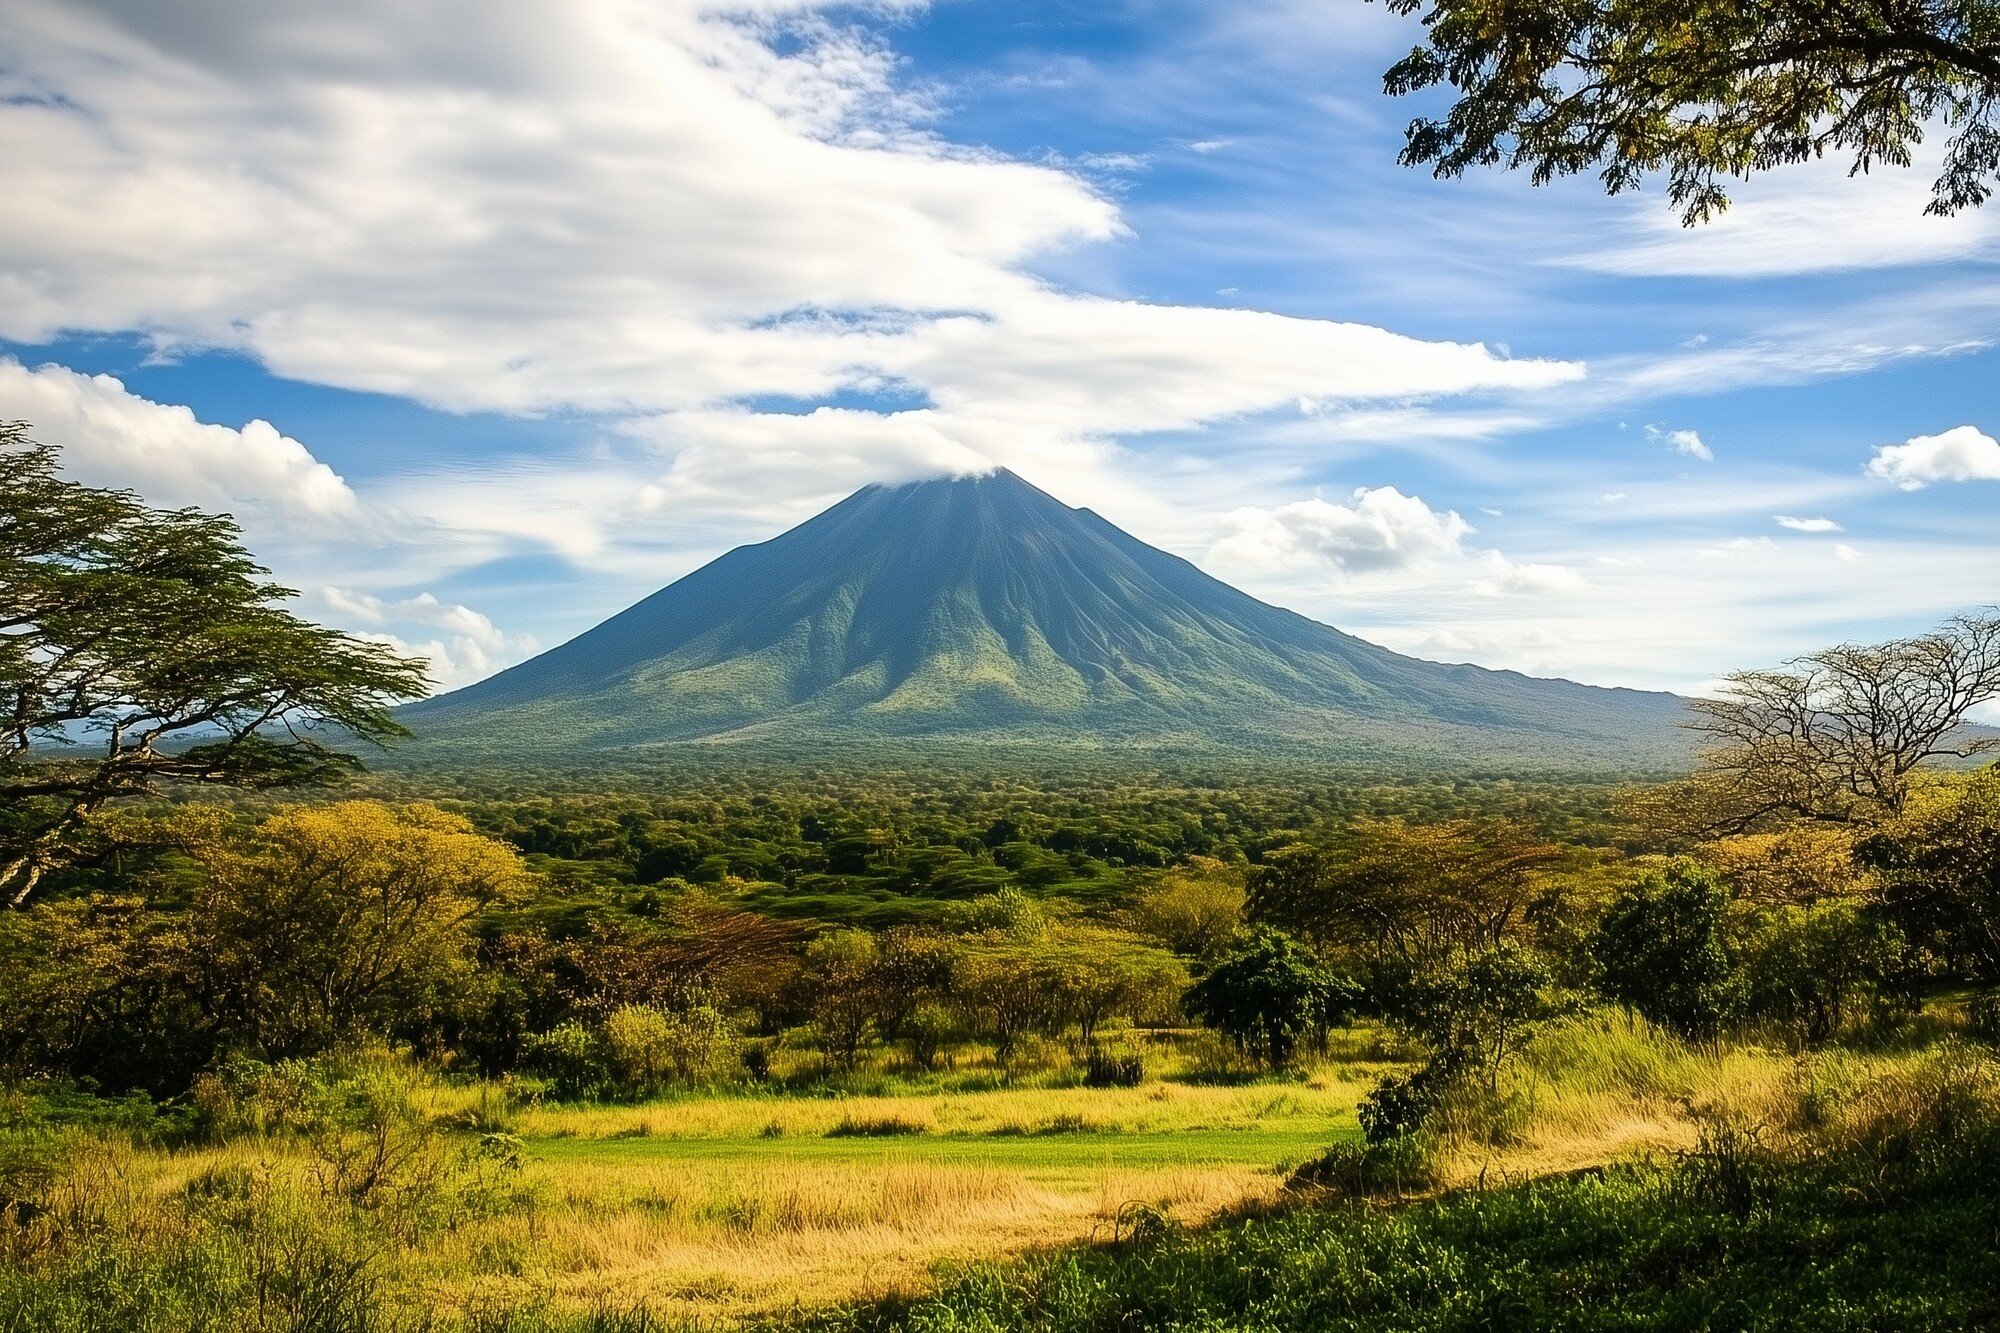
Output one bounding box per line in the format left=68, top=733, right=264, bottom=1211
left=1681, top=613, right=2000, bottom=833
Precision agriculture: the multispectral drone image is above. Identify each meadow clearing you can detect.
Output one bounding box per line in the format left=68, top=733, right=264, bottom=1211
left=15, top=1012, right=1963, bottom=1330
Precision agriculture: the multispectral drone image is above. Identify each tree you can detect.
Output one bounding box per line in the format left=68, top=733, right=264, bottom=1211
left=1862, top=768, right=2000, bottom=983
left=867, top=927, right=957, bottom=1042
left=1184, top=928, right=1360, bottom=1068
left=1739, top=899, right=1897, bottom=1046
left=1251, top=818, right=1565, bottom=976
left=1592, top=866, right=1739, bottom=1042
left=799, top=928, right=878, bottom=1070
left=1124, top=856, right=1246, bottom=959
left=1386, top=944, right=1557, bottom=1088
left=1667, top=615, right=2000, bottom=835
left=1379, top=0, right=2000, bottom=223
left=1, top=429, right=429, bottom=906
left=192, top=801, right=526, bottom=1059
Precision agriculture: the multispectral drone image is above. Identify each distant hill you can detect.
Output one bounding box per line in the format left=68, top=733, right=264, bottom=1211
left=398, top=469, right=1691, bottom=768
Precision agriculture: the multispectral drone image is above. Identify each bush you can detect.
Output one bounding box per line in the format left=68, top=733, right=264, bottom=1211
left=1184, top=927, right=1358, bottom=1068
left=1287, top=1132, right=1441, bottom=1198
left=903, top=1002, right=955, bottom=1072
left=1083, top=1047, right=1145, bottom=1088
left=521, top=1022, right=610, bottom=1101
left=1593, top=865, right=1739, bottom=1042
left=602, top=1000, right=736, bottom=1095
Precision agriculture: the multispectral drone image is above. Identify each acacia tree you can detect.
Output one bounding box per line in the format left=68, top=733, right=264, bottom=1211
left=1, top=428, right=429, bottom=905
left=1670, top=613, right=2000, bottom=834
left=1379, top=0, right=2000, bottom=221
left=1249, top=818, right=1566, bottom=974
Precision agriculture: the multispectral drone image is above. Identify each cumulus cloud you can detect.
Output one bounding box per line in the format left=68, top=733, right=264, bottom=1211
left=0, top=362, right=539, bottom=692
left=1645, top=423, right=1713, bottom=461
left=1470, top=552, right=1587, bottom=597
left=0, top=0, right=1576, bottom=460
left=1210, top=487, right=1472, bottom=575
left=1865, top=425, right=2000, bottom=490
left=312, top=588, right=538, bottom=689
left=1775, top=515, right=1842, bottom=532
left=0, top=358, right=358, bottom=524
left=1209, top=486, right=1581, bottom=597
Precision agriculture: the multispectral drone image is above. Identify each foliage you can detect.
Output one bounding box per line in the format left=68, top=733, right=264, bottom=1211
left=1863, top=767, right=2000, bottom=982
left=1593, top=866, right=1739, bottom=1042
left=1693, top=825, right=1869, bottom=905
left=191, top=802, right=526, bottom=1061
left=1739, top=900, right=1900, bottom=1046
left=800, top=929, right=879, bottom=1071
left=0, top=428, right=429, bottom=907
left=1183, top=928, right=1358, bottom=1068
left=1379, top=0, right=2000, bottom=222
left=1657, top=614, right=2000, bottom=835
left=1121, top=857, right=1244, bottom=958
left=1249, top=817, right=1564, bottom=977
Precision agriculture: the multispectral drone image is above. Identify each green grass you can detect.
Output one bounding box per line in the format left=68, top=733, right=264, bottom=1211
left=529, top=1123, right=1355, bottom=1173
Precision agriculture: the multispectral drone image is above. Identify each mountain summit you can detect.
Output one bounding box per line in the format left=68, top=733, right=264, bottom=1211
left=402, top=469, right=1687, bottom=764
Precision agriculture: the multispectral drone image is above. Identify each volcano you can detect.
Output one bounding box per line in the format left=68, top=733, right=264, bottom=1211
left=400, top=469, right=1688, bottom=766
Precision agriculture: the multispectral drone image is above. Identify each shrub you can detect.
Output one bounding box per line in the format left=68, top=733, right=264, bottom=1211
left=1593, top=865, right=1739, bottom=1042
left=521, top=1022, right=610, bottom=1100
left=1083, top=1047, right=1145, bottom=1088
left=1184, top=927, right=1358, bottom=1068
left=904, top=1002, right=956, bottom=1072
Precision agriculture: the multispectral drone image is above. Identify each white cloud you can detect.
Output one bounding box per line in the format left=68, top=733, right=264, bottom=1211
left=0, top=0, right=1575, bottom=463
left=1470, top=552, right=1587, bottom=597
left=1645, top=422, right=1713, bottom=461
left=1211, top=487, right=1472, bottom=575
left=1865, top=425, right=2000, bottom=490
left=1834, top=543, right=1862, bottom=563
left=1209, top=486, right=1581, bottom=598
left=1774, top=515, right=1841, bottom=532
left=1697, top=536, right=1777, bottom=559
left=0, top=358, right=358, bottom=524
left=1568, top=146, right=2000, bottom=277
left=0, top=362, right=541, bottom=692
left=312, top=587, right=538, bottom=689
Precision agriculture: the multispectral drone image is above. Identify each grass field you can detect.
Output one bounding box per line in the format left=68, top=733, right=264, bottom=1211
left=11, top=1019, right=1975, bottom=1330
left=417, top=1073, right=1379, bottom=1319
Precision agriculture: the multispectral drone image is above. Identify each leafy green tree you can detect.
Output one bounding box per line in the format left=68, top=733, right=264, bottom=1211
left=1863, top=769, right=2000, bottom=982
left=1392, top=945, right=1557, bottom=1079
left=1592, top=866, right=1739, bottom=1042
left=800, top=928, right=878, bottom=1070
left=1380, top=0, right=2000, bottom=222
left=1, top=429, right=429, bottom=906
left=1184, top=928, right=1359, bottom=1068
left=1124, top=856, right=1246, bottom=959
left=867, top=927, right=957, bottom=1042
left=1739, top=900, right=1898, bottom=1046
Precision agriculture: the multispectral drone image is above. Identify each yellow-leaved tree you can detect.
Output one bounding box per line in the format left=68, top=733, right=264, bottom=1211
left=192, top=801, right=528, bottom=1060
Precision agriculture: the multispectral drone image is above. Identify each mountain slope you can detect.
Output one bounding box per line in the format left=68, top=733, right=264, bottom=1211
left=400, top=470, right=1690, bottom=765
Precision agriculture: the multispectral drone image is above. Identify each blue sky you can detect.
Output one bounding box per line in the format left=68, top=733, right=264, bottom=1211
left=2, top=0, right=1996, bottom=705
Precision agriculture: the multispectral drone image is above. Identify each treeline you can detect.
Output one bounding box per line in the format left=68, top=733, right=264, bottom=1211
left=5, top=762, right=1997, bottom=1112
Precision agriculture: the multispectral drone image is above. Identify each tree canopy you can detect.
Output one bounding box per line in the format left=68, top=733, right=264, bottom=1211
left=1, top=426, right=430, bottom=905
left=1663, top=613, right=2000, bottom=835
left=1380, top=0, right=2000, bottom=222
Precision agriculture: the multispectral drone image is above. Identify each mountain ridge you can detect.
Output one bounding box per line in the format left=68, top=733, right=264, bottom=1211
left=400, top=469, right=1691, bottom=766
